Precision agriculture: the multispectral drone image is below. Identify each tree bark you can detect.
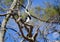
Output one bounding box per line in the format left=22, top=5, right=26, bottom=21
left=0, top=30, right=5, bottom=42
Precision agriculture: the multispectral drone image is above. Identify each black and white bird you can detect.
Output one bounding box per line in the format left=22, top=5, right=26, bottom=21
left=19, top=1, right=32, bottom=23
left=25, top=15, right=31, bottom=23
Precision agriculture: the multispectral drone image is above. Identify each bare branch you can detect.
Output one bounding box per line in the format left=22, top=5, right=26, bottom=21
left=1, top=0, right=18, bottom=32
left=0, top=0, right=18, bottom=42
left=33, top=28, right=39, bottom=40
left=32, top=25, right=40, bottom=41
left=10, top=0, right=17, bottom=10
left=0, top=14, right=8, bottom=16
left=26, top=0, right=32, bottom=10
left=12, top=15, right=30, bottom=40
left=19, top=3, right=60, bottom=24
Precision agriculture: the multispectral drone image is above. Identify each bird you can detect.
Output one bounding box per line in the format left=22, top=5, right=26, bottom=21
left=25, top=15, right=31, bottom=23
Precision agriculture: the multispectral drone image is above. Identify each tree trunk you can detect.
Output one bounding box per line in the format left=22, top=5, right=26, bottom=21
left=0, top=30, right=5, bottom=42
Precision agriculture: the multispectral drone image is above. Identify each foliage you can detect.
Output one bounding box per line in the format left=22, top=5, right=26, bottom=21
left=0, top=0, right=60, bottom=42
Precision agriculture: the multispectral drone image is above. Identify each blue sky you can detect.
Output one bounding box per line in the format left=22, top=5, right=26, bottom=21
left=0, top=0, right=60, bottom=42
left=32, top=0, right=45, bottom=8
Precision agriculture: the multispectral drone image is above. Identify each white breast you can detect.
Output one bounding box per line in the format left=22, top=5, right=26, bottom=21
left=26, top=17, right=30, bottom=22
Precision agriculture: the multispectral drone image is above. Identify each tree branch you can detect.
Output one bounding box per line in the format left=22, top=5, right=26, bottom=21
left=19, top=2, right=60, bottom=24
left=0, top=14, right=8, bottom=16
left=12, top=15, right=31, bottom=40
left=0, top=0, right=18, bottom=42
left=33, top=28, right=39, bottom=40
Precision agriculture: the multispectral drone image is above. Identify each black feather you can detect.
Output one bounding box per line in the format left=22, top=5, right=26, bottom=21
left=25, top=15, right=31, bottom=22
left=28, top=15, right=31, bottom=19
